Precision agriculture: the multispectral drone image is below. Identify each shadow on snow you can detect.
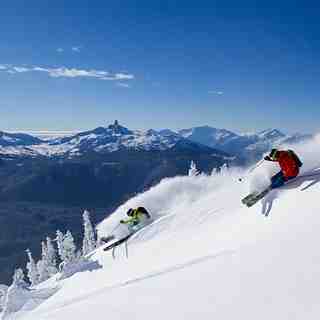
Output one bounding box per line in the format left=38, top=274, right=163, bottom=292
left=261, top=168, right=320, bottom=217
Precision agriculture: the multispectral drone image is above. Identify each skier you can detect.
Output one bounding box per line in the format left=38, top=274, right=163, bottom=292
left=242, top=149, right=303, bottom=207
left=264, top=149, right=303, bottom=189
left=120, top=207, right=151, bottom=228
left=101, top=207, right=151, bottom=245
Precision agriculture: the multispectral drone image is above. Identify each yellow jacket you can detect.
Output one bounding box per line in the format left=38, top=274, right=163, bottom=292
left=121, top=209, right=146, bottom=226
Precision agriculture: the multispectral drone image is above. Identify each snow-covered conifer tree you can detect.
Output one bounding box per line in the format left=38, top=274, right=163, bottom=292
left=46, top=236, right=58, bottom=276
left=82, top=210, right=96, bottom=256
left=37, top=241, right=50, bottom=283
left=211, top=167, right=218, bottom=176
left=219, top=163, right=229, bottom=176
left=2, top=269, right=29, bottom=318
left=56, top=230, right=81, bottom=276
left=0, top=284, right=8, bottom=312
left=26, top=249, right=39, bottom=286
left=188, top=160, right=200, bottom=177
left=62, top=231, right=77, bottom=264
left=56, top=230, right=64, bottom=261
left=12, top=268, right=27, bottom=288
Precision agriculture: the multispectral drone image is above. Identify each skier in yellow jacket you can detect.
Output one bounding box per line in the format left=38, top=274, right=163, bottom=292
left=101, top=207, right=151, bottom=244
left=120, top=207, right=151, bottom=227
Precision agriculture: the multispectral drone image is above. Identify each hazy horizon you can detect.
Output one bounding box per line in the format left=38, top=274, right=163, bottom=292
left=3, top=122, right=314, bottom=137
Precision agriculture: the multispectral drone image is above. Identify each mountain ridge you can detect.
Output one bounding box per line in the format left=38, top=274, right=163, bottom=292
left=0, top=122, right=312, bottom=161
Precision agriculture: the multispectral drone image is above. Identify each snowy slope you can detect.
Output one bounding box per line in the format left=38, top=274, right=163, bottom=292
left=5, top=135, right=320, bottom=320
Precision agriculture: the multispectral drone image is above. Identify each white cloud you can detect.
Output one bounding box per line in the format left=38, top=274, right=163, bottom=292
left=208, top=90, right=224, bottom=95
left=56, top=48, right=64, bottom=53
left=101, top=73, right=135, bottom=81
left=114, top=73, right=134, bottom=80
left=13, top=67, right=30, bottom=73
left=0, top=64, right=7, bottom=70
left=1, top=64, right=135, bottom=82
left=71, top=46, right=81, bottom=52
left=116, top=83, right=131, bottom=88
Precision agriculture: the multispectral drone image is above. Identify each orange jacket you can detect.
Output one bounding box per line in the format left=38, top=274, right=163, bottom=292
left=275, top=151, right=299, bottom=178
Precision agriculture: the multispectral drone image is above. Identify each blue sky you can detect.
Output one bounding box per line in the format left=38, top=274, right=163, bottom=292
left=0, top=1, right=319, bottom=134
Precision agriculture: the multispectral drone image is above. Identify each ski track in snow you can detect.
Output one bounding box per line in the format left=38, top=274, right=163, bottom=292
left=29, top=250, right=235, bottom=318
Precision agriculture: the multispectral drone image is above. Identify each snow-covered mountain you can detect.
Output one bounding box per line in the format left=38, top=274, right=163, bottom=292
left=2, top=134, right=320, bottom=320
left=0, top=123, right=312, bottom=162
left=179, top=126, right=312, bottom=160
left=0, top=132, right=42, bottom=147
left=0, top=122, right=223, bottom=158
left=48, top=121, right=209, bottom=156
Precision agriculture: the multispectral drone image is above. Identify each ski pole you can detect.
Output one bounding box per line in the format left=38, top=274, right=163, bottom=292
left=238, top=159, right=265, bottom=182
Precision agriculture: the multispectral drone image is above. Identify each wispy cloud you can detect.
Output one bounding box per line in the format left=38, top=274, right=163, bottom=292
left=71, top=46, right=81, bottom=52
left=56, top=47, right=81, bottom=53
left=0, top=64, right=135, bottom=81
left=13, top=67, right=29, bottom=73
left=208, top=90, right=224, bottom=95
left=116, top=83, right=131, bottom=88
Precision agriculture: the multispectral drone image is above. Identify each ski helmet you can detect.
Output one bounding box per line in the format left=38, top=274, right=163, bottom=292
left=270, top=148, right=279, bottom=160
left=127, top=208, right=134, bottom=216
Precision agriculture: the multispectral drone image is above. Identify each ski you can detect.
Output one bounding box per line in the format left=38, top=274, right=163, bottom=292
left=241, top=171, right=317, bottom=208
left=102, top=214, right=174, bottom=253
left=103, top=234, right=132, bottom=252
left=242, top=187, right=271, bottom=207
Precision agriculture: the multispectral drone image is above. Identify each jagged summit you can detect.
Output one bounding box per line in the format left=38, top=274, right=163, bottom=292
left=107, top=120, right=132, bottom=135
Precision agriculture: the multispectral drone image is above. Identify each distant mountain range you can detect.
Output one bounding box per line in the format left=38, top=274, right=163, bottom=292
left=178, top=126, right=312, bottom=162
left=0, top=122, right=312, bottom=162
left=0, top=121, right=224, bottom=158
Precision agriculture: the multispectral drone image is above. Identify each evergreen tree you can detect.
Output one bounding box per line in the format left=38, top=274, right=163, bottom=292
left=63, top=231, right=77, bottom=264
left=82, top=210, right=96, bottom=256
left=46, top=236, right=58, bottom=276
left=56, top=230, right=65, bottom=261
left=2, top=269, right=29, bottom=318
left=26, top=249, right=39, bottom=286
left=37, top=241, right=50, bottom=283
left=188, top=160, right=200, bottom=177
left=219, top=163, right=229, bottom=175
left=12, top=268, right=27, bottom=288
left=211, top=167, right=218, bottom=176
left=0, top=284, right=8, bottom=312
left=56, top=230, right=77, bottom=265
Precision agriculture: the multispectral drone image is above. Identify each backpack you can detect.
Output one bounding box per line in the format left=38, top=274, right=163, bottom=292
left=288, top=150, right=303, bottom=168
